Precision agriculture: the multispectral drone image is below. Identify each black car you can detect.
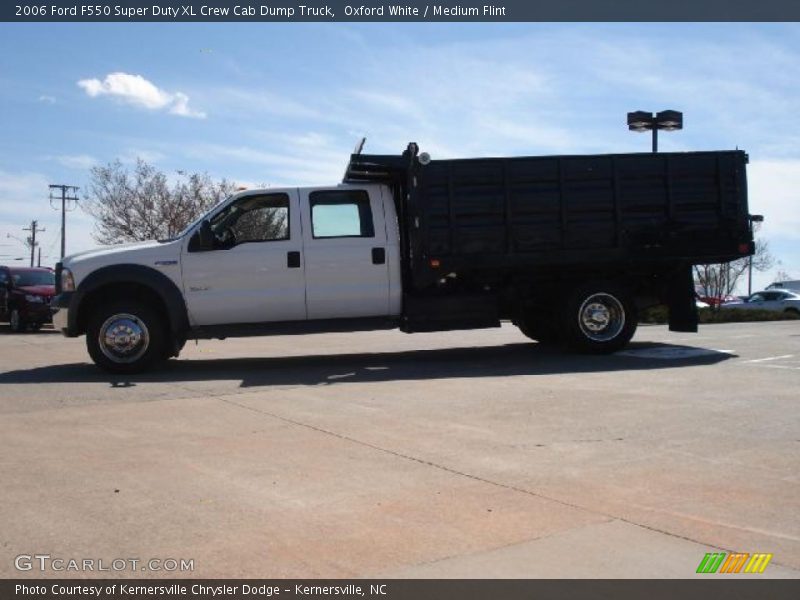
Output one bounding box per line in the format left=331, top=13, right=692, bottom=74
left=0, top=266, right=56, bottom=332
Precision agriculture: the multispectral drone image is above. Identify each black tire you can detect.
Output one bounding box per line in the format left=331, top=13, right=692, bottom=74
left=561, top=283, right=638, bottom=354
left=9, top=309, right=26, bottom=333
left=517, top=315, right=561, bottom=345
left=785, top=308, right=800, bottom=318
left=29, top=323, right=42, bottom=332
left=86, top=301, right=167, bottom=374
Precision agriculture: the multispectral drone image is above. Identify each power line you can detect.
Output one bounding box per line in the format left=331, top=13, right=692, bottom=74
left=49, top=184, right=79, bottom=259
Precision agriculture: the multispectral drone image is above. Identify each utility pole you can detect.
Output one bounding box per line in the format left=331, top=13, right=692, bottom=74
left=22, top=220, right=44, bottom=267
left=49, top=184, right=79, bottom=259
left=38, top=247, right=42, bottom=267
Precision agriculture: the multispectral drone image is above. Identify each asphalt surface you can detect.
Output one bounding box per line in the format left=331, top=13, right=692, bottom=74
left=0, top=321, right=798, bottom=578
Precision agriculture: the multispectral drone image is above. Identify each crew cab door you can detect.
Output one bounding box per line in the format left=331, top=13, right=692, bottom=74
left=181, top=190, right=306, bottom=326
left=299, top=186, right=391, bottom=319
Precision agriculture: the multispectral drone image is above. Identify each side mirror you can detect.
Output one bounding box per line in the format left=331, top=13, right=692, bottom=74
left=199, top=220, right=213, bottom=249
left=189, top=219, right=215, bottom=252
left=188, top=220, right=215, bottom=252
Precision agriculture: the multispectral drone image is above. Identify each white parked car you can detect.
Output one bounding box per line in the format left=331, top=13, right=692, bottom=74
left=724, top=290, right=800, bottom=315
left=766, top=280, right=800, bottom=292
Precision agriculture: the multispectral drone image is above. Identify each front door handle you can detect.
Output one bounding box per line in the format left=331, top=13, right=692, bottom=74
left=372, top=247, right=386, bottom=265
left=287, top=251, right=301, bottom=268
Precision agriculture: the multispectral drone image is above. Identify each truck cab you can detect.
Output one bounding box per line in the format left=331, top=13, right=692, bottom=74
left=53, top=184, right=402, bottom=372
left=181, top=184, right=401, bottom=326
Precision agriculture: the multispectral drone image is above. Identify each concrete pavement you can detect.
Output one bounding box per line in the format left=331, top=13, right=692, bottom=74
left=0, top=321, right=798, bottom=578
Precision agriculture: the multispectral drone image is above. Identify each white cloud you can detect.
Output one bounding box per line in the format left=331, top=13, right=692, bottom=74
left=739, top=158, right=800, bottom=292
left=50, top=154, right=97, bottom=170
left=748, top=159, right=800, bottom=240
left=38, top=95, right=56, bottom=104
left=77, top=72, right=206, bottom=119
left=211, top=87, right=322, bottom=120
left=118, top=148, right=166, bottom=164
left=0, top=171, right=53, bottom=224
left=187, top=139, right=345, bottom=186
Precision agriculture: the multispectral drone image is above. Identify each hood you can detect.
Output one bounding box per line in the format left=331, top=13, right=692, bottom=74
left=64, top=240, right=164, bottom=264
left=60, top=238, right=184, bottom=286
left=18, top=285, right=56, bottom=296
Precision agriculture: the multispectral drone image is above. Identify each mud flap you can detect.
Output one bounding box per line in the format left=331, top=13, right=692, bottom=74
left=667, top=265, right=698, bottom=333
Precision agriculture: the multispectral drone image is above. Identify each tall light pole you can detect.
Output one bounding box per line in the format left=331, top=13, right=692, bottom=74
left=748, top=214, right=764, bottom=295
left=627, top=110, right=683, bottom=152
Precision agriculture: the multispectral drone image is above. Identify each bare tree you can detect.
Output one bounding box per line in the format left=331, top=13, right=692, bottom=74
left=694, top=233, right=775, bottom=303
left=774, top=263, right=793, bottom=283
left=83, top=159, right=238, bottom=244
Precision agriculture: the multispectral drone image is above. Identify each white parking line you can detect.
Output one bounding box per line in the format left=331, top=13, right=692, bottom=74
left=617, top=347, right=733, bottom=360
left=744, top=354, right=795, bottom=363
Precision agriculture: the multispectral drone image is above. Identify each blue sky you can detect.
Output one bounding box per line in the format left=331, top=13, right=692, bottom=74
left=0, top=22, right=798, bottom=291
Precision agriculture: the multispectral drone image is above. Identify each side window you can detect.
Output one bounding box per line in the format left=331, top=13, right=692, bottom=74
left=212, top=193, right=289, bottom=245
left=0, top=270, right=7, bottom=285
left=310, top=190, right=374, bottom=239
left=749, top=294, right=764, bottom=302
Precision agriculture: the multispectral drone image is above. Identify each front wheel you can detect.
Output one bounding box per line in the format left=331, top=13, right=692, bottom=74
left=562, top=284, right=637, bottom=354
left=86, top=302, right=167, bottom=374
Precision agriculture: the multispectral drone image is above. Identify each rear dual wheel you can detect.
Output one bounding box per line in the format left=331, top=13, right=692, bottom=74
left=517, top=283, right=638, bottom=353
left=516, top=310, right=560, bottom=345
left=562, top=284, right=637, bottom=353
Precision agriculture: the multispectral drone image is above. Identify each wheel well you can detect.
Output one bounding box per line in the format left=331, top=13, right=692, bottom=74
left=509, top=275, right=642, bottom=314
left=76, top=282, right=169, bottom=335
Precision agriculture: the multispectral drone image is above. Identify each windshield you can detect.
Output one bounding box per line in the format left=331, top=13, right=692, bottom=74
left=12, top=270, right=55, bottom=287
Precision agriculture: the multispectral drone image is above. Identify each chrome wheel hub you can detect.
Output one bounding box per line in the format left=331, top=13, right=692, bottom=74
left=99, top=313, right=149, bottom=363
left=578, top=293, right=625, bottom=342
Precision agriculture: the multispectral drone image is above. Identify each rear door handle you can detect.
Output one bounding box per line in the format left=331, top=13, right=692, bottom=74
left=372, top=247, right=386, bottom=265
left=287, top=251, right=301, bottom=268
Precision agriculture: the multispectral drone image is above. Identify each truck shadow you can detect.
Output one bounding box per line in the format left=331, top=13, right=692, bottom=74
left=0, top=341, right=736, bottom=389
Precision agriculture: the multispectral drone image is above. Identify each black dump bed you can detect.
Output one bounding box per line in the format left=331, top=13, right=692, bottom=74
left=345, top=145, right=753, bottom=290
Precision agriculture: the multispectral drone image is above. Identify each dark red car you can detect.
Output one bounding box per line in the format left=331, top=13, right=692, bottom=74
left=0, top=266, right=56, bottom=332
left=695, top=287, right=739, bottom=307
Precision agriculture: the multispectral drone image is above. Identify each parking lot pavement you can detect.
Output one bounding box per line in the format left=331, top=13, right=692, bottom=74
left=0, top=321, right=798, bottom=578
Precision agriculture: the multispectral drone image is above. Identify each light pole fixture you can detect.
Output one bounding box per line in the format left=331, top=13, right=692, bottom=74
left=627, top=110, right=683, bottom=152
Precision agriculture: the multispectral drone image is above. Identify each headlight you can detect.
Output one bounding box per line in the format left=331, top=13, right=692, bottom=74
left=61, top=268, right=76, bottom=292
left=25, top=294, right=44, bottom=303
